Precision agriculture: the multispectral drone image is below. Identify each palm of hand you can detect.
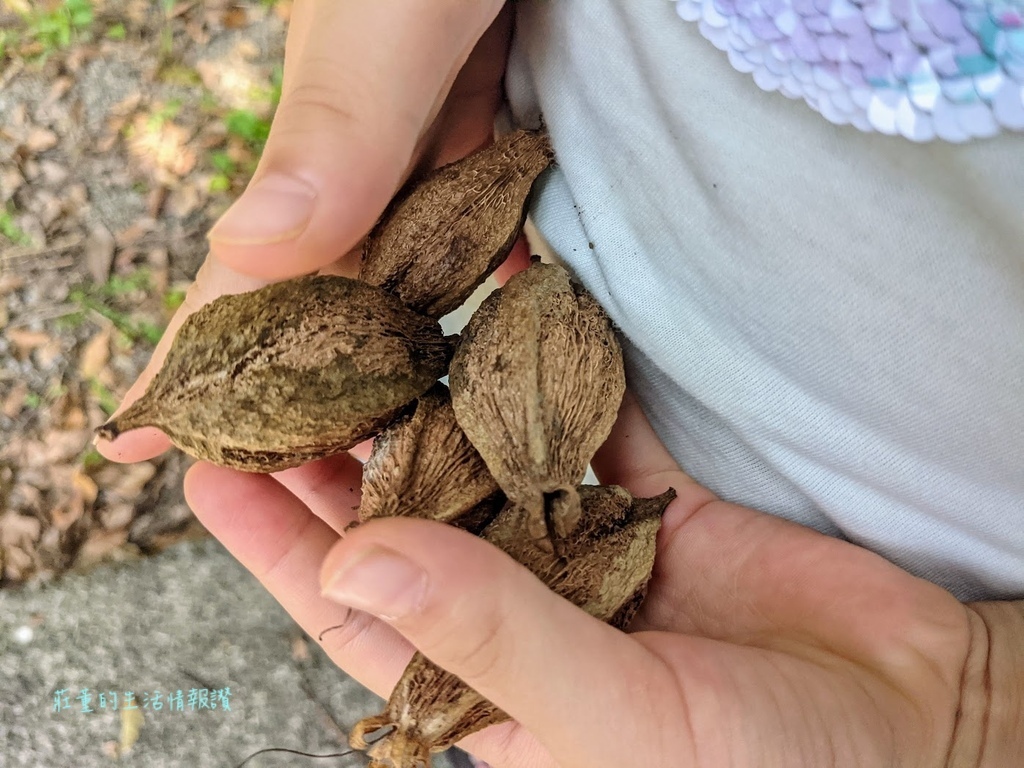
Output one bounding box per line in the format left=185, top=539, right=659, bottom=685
left=620, top=486, right=968, bottom=767
left=184, top=392, right=971, bottom=768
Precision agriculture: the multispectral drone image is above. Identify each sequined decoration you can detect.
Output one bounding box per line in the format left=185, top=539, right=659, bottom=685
left=670, top=0, right=1024, bottom=141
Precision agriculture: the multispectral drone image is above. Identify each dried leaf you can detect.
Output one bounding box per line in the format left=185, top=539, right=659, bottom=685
left=71, top=467, right=99, bottom=506
left=38, top=160, right=69, bottom=186
left=73, top=527, right=132, bottom=569
left=96, top=276, right=454, bottom=472
left=99, top=502, right=134, bottom=531
left=49, top=500, right=84, bottom=533
left=359, top=129, right=554, bottom=318
left=84, top=224, right=116, bottom=283
left=167, top=1, right=194, bottom=19
left=78, top=326, right=112, bottom=380
left=43, top=429, right=90, bottom=465
left=0, top=168, right=24, bottom=202
left=2, top=545, right=33, bottom=581
left=273, top=0, right=292, bottom=21
left=222, top=6, right=247, bottom=27
left=449, top=261, right=626, bottom=544
left=45, top=76, right=73, bottom=104
left=0, top=274, right=25, bottom=294
left=118, top=705, right=144, bottom=754
left=0, top=511, right=42, bottom=547
left=2, top=382, right=28, bottom=419
left=108, top=462, right=157, bottom=499
left=291, top=634, right=310, bottom=662
left=33, top=339, right=63, bottom=370
left=7, top=328, right=52, bottom=356
left=24, top=127, right=58, bottom=154
left=2, top=0, right=32, bottom=15
left=147, top=185, right=168, bottom=219
left=114, top=219, right=153, bottom=248
left=166, top=182, right=203, bottom=218
left=147, top=247, right=169, bottom=294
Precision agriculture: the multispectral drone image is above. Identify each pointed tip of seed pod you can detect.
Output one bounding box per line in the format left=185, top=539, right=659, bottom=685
left=656, top=487, right=678, bottom=504
left=93, top=395, right=162, bottom=444
left=93, top=421, right=121, bottom=443
left=632, top=487, right=678, bottom=522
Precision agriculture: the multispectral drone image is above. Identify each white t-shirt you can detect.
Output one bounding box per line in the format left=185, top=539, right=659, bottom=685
left=506, top=0, right=1024, bottom=601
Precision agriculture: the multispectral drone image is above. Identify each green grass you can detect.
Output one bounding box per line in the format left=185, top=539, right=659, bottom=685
left=88, top=378, right=119, bottom=416
left=65, top=270, right=166, bottom=347
left=23, top=391, right=42, bottom=409
left=225, top=109, right=272, bottom=152
left=163, top=287, right=187, bottom=312
left=100, top=269, right=152, bottom=297
left=208, top=65, right=282, bottom=193
left=105, top=22, right=126, bottom=41
left=0, top=29, right=14, bottom=60
left=0, top=205, right=31, bottom=245
left=250, top=63, right=284, bottom=108
left=146, top=99, right=183, bottom=130
left=159, top=63, right=203, bottom=87
left=24, top=0, right=94, bottom=52
left=80, top=446, right=107, bottom=471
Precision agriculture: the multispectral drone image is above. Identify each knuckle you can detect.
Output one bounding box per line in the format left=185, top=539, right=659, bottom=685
left=277, top=79, right=363, bottom=132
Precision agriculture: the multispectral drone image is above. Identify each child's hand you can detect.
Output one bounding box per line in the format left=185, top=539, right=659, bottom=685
left=95, top=0, right=510, bottom=465
left=183, top=390, right=1020, bottom=768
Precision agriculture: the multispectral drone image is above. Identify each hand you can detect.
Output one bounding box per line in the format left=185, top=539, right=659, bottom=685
left=183, top=390, right=1020, bottom=768
left=95, top=0, right=511, bottom=464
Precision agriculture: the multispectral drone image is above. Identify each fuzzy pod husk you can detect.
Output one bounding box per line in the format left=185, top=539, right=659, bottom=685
left=359, top=129, right=554, bottom=319
left=95, top=276, right=454, bottom=472
left=448, top=261, right=626, bottom=545
left=359, top=383, right=505, bottom=533
left=349, top=485, right=676, bottom=768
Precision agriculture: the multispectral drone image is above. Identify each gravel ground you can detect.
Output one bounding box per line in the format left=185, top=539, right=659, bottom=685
left=0, top=536, right=465, bottom=768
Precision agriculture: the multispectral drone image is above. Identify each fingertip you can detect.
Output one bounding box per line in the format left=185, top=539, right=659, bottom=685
left=209, top=134, right=401, bottom=281
left=206, top=171, right=316, bottom=248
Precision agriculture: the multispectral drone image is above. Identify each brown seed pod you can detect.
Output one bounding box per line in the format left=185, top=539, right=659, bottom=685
left=448, top=261, right=626, bottom=546
left=359, top=382, right=504, bottom=533
left=95, top=276, right=453, bottom=472
left=349, top=485, right=676, bottom=768
left=359, top=129, right=554, bottom=319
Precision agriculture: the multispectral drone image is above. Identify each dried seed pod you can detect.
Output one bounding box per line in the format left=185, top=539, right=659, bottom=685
left=359, top=129, right=554, bottom=318
left=350, top=485, right=676, bottom=768
left=95, top=276, right=453, bottom=472
left=449, top=261, right=626, bottom=545
left=359, top=383, right=504, bottom=533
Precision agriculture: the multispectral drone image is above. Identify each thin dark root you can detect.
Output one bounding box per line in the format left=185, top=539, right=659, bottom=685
left=233, top=729, right=390, bottom=767
left=318, top=621, right=348, bottom=642
left=232, top=746, right=363, bottom=767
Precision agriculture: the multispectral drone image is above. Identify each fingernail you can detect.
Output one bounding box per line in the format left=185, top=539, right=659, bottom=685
left=208, top=173, right=316, bottom=245
left=321, top=546, right=427, bottom=621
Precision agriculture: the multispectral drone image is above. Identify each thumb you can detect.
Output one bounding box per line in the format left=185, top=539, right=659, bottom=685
left=206, top=0, right=505, bottom=279
left=319, top=517, right=681, bottom=765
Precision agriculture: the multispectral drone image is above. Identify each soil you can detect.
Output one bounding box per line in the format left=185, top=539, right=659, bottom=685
left=1, top=0, right=290, bottom=586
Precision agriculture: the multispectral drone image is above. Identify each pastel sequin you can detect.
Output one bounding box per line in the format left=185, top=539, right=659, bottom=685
left=670, top=0, right=1024, bottom=140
